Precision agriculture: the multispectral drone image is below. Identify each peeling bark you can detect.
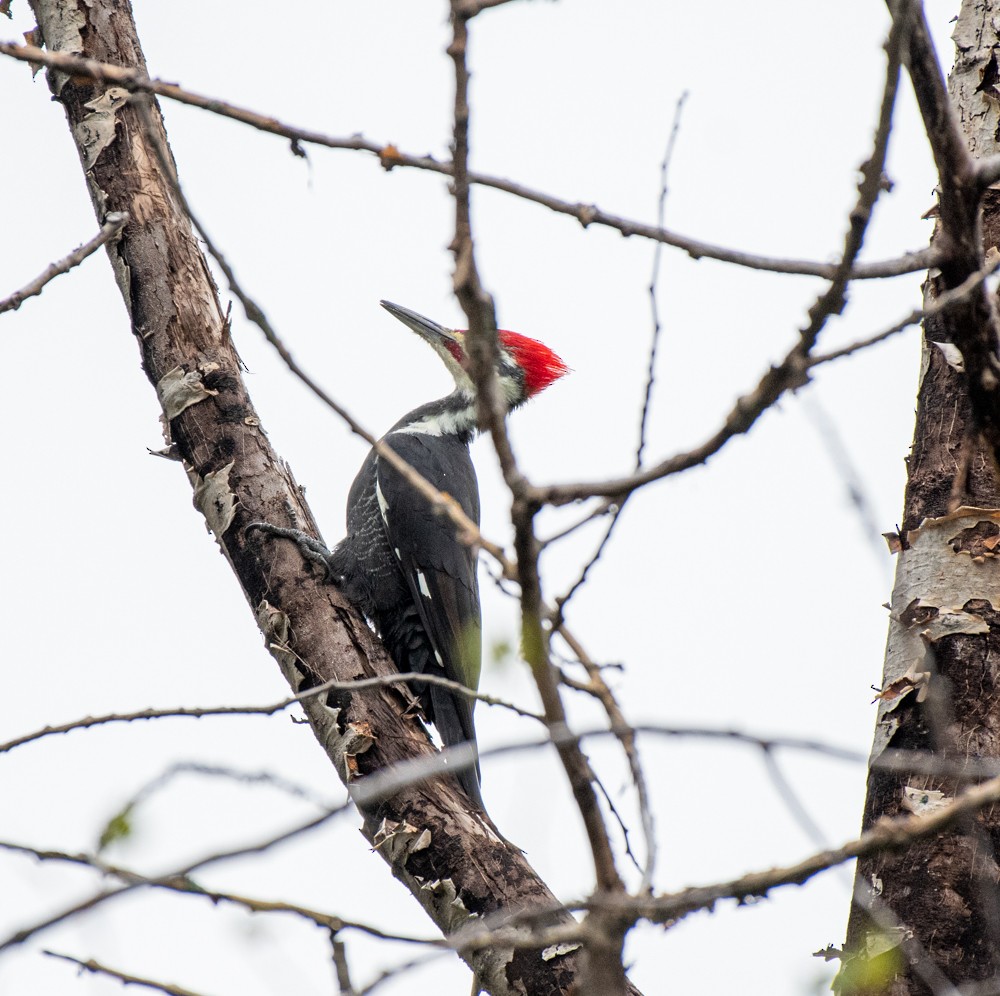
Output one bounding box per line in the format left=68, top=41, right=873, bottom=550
left=844, top=3, right=1000, bottom=991
left=20, top=1, right=634, bottom=991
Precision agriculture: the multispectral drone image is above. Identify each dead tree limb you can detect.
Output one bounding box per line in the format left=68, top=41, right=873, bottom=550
left=19, top=1, right=630, bottom=991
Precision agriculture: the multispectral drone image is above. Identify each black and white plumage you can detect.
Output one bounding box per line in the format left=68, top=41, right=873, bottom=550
left=326, top=302, right=567, bottom=808
left=329, top=404, right=484, bottom=803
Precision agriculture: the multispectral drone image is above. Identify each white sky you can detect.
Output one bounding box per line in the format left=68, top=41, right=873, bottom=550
left=0, top=1, right=962, bottom=993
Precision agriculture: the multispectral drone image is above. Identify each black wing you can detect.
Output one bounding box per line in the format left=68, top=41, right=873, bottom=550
left=376, top=431, right=483, bottom=794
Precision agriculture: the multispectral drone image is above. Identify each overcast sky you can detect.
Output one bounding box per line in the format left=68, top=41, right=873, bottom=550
left=0, top=1, right=962, bottom=993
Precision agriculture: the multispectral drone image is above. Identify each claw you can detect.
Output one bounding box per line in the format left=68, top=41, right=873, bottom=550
left=245, top=522, right=336, bottom=579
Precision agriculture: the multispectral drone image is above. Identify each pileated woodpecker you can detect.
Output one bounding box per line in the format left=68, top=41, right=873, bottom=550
left=254, top=302, right=568, bottom=808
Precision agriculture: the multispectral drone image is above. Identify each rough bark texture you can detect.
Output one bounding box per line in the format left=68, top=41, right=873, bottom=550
left=22, top=1, right=640, bottom=991
left=844, top=4, right=1000, bottom=992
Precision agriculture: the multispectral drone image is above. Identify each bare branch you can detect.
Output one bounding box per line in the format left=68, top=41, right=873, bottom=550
left=130, top=96, right=514, bottom=577
left=0, top=42, right=941, bottom=280
left=656, top=774, right=1000, bottom=917
left=0, top=717, right=866, bottom=956
left=44, top=951, right=207, bottom=996
left=539, top=499, right=617, bottom=548
left=454, top=0, right=521, bottom=14
left=554, top=627, right=658, bottom=894
left=446, top=28, right=627, bottom=992
left=4, top=842, right=442, bottom=946
left=814, top=249, right=1000, bottom=368
left=639, top=91, right=687, bottom=467
left=0, top=669, right=539, bottom=756
left=351, top=719, right=865, bottom=818
left=974, top=153, right=1000, bottom=189
left=357, top=954, right=450, bottom=996
left=0, top=700, right=293, bottom=754
left=551, top=92, right=688, bottom=628
left=0, top=799, right=351, bottom=954
left=3, top=887, right=135, bottom=953
left=332, top=938, right=359, bottom=996
left=448, top=769, right=1000, bottom=954
left=0, top=212, right=127, bottom=314
left=534, top=16, right=908, bottom=510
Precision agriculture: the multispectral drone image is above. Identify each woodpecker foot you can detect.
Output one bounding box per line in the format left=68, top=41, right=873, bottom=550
left=245, top=522, right=336, bottom=579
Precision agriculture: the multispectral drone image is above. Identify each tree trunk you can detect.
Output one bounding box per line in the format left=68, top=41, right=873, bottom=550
left=844, top=3, right=1000, bottom=992
left=22, top=0, right=641, bottom=991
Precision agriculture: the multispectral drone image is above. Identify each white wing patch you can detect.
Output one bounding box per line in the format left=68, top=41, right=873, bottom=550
left=375, top=476, right=390, bottom=526
left=396, top=406, right=477, bottom=438
left=416, top=570, right=432, bottom=600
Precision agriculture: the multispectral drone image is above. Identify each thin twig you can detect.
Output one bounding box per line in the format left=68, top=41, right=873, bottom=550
left=761, top=746, right=829, bottom=849
left=591, top=772, right=644, bottom=879
left=131, top=96, right=513, bottom=573
left=801, top=397, right=888, bottom=567
left=538, top=498, right=616, bottom=548
left=0, top=43, right=945, bottom=280
left=533, top=13, right=905, bottom=510
left=0, top=212, right=127, bottom=314
left=43, top=951, right=208, bottom=996
left=5, top=841, right=441, bottom=945
left=447, top=768, right=1000, bottom=952
left=809, top=251, right=1000, bottom=368
left=358, top=954, right=450, bottom=996
left=582, top=768, right=1000, bottom=926
left=0, top=800, right=352, bottom=953
left=350, top=718, right=865, bottom=811
left=551, top=93, right=688, bottom=626
left=454, top=0, right=520, bottom=13
left=639, top=91, right=687, bottom=466
left=0, top=670, right=540, bottom=756
left=554, top=626, right=658, bottom=893
left=446, top=4, right=624, bottom=930
left=0, top=719, right=867, bottom=954
left=332, top=937, right=359, bottom=996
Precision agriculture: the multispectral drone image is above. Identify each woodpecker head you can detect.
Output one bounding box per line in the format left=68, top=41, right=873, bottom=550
left=380, top=300, right=568, bottom=411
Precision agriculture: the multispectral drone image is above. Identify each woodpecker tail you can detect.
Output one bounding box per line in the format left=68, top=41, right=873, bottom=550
left=429, top=684, right=484, bottom=808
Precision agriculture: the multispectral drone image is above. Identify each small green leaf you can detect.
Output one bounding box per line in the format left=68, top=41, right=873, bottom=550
left=490, top=637, right=514, bottom=668
left=832, top=928, right=905, bottom=995
left=97, top=803, right=135, bottom=852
